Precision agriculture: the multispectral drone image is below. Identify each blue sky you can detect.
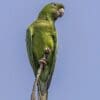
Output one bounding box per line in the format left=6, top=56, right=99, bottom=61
left=0, top=0, right=100, bottom=100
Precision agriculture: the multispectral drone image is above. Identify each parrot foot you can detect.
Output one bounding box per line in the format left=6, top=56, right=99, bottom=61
left=44, top=47, right=51, bottom=55
left=39, top=58, right=47, bottom=66
left=39, top=47, right=51, bottom=66
left=44, top=47, right=51, bottom=59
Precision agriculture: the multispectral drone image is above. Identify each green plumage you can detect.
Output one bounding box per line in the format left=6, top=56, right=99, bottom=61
left=26, top=2, right=64, bottom=100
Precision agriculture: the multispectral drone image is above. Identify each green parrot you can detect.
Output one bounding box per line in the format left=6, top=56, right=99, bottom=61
left=26, top=2, right=64, bottom=100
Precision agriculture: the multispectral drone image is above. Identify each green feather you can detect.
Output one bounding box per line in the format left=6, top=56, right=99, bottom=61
left=26, top=2, right=64, bottom=100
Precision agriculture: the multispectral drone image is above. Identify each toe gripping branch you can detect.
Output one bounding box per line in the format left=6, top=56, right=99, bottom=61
left=31, top=48, right=51, bottom=100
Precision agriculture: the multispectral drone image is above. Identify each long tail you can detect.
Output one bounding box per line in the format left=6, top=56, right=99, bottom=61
left=38, top=90, right=48, bottom=100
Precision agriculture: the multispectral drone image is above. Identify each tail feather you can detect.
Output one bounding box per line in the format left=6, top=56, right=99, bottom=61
left=38, top=90, right=48, bottom=100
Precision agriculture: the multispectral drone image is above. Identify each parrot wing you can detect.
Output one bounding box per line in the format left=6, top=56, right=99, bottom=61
left=26, top=26, right=39, bottom=76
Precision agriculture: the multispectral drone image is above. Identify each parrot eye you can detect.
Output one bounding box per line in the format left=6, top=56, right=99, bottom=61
left=51, top=2, right=57, bottom=6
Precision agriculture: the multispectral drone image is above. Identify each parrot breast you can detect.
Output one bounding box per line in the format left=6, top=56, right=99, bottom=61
left=32, top=20, right=56, bottom=60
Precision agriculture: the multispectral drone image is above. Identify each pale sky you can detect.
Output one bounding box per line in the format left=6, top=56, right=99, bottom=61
left=0, top=0, right=100, bottom=100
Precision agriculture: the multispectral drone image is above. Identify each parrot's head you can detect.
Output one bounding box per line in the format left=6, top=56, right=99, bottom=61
left=38, top=2, right=64, bottom=21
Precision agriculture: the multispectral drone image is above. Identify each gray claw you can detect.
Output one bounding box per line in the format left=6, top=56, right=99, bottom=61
left=44, top=48, right=51, bottom=55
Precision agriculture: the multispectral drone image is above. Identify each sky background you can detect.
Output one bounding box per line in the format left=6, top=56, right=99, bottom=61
left=0, top=0, right=100, bottom=100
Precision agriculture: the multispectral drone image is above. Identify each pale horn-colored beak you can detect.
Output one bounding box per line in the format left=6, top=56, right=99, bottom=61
left=58, top=8, right=64, bottom=17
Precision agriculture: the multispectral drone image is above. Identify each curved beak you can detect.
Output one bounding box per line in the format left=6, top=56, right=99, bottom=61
left=58, top=8, right=64, bottom=17
left=54, top=7, right=64, bottom=20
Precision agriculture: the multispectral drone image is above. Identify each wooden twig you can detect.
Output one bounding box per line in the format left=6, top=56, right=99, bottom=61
left=31, top=64, right=44, bottom=100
